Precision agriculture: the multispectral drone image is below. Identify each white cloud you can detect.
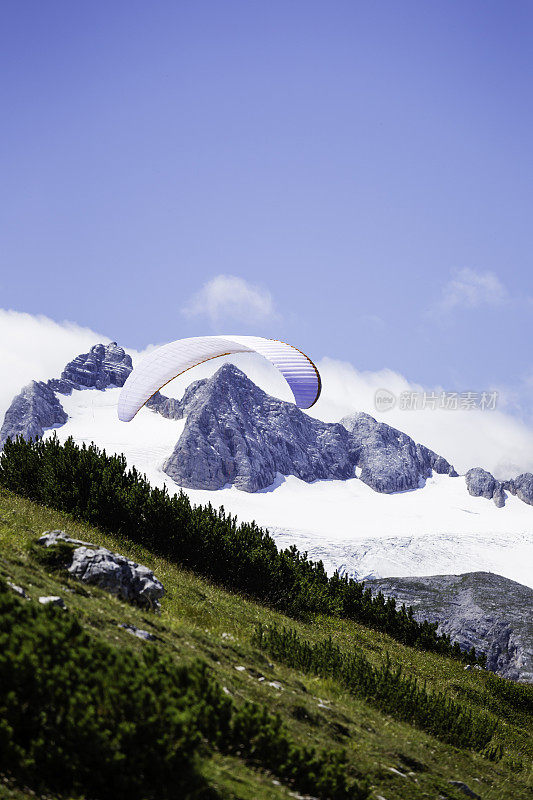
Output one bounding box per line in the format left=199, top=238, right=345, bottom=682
left=1, top=309, right=533, bottom=481
left=437, top=268, right=508, bottom=313
left=181, top=275, right=277, bottom=327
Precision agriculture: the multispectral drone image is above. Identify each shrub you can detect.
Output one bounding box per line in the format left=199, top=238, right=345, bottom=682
left=0, top=579, right=367, bottom=800
left=253, top=624, right=498, bottom=754
left=0, top=435, right=483, bottom=665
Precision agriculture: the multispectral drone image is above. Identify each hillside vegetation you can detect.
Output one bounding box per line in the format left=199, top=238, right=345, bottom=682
left=0, top=441, right=531, bottom=799
left=0, top=436, right=484, bottom=664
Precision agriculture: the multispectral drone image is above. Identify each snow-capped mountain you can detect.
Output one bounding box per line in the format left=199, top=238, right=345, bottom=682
left=1, top=342, right=533, bottom=589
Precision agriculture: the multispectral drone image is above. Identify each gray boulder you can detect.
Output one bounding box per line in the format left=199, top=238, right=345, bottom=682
left=448, top=781, right=481, bottom=799
left=38, top=596, right=66, bottom=608
left=0, top=380, right=67, bottom=450
left=367, top=572, right=533, bottom=682
left=162, top=364, right=456, bottom=494
left=118, top=623, right=157, bottom=641
left=68, top=546, right=165, bottom=610
left=341, top=411, right=456, bottom=493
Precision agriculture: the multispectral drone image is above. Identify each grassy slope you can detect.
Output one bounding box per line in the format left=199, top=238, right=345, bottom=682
left=0, top=486, right=531, bottom=800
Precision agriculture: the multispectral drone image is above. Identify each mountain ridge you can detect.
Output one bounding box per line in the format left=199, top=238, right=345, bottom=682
left=367, top=571, right=533, bottom=683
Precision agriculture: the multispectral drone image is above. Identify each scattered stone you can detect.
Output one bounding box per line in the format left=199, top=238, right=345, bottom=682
left=118, top=623, right=156, bottom=641
left=448, top=780, right=481, bottom=799
left=234, top=665, right=246, bottom=672
left=68, top=546, right=165, bottom=610
left=7, top=581, right=27, bottom=598
left=464, top=664, right=472, bottom=670
left=38, top=596, right=65, bottom=608
left=222, top=686, right=231, bottom=695
left=387, top=767, right=407, bottom=778
left=268, top=681, right=283, bottom=690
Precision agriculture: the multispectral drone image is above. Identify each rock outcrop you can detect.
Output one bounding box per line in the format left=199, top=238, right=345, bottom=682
left=162, top=364, right=456, bottom=493
left=37, top=530, right=164, bottom=610
left=465, top=467, right=533, bottom=508
left=465, top=467, right=507, bottom=507
left=503, top=473, right=533, bottom=506
left=341, top=411, right=457, bottom=493
left=68, top=546, right=165, bottom=610
left=366, top=572, right=533, bottom=682
left=0, top=342, right=132, bottom=450
left=49, top=341, right=132, bottom=394
left=0, top=380, right=67, bottom=449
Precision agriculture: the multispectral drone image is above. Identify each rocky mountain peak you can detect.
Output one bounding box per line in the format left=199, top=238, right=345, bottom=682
left=49, top=341, right=133, bottom=394
left=341, top=410, right=457, bottom=493
left=466, top=466, right=533, bottom=507
left=161, top=363, right=456, bottom=493
left=0, top=380, right=67, bottom=450
left=162, top=364, right=355, bottom=492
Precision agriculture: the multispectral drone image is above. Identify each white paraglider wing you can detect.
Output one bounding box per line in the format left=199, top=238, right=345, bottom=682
left=117, top=335, right=321, bottom=422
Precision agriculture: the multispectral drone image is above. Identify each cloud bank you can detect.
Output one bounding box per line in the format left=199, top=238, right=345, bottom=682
left=181, top=274, right=277, bottom=327
left=436, top=268, right=508, bottom=313
left=1, top=308, right=532, bottom=481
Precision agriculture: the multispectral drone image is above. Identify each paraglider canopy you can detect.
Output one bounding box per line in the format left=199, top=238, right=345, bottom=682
left=117, top=335, right=321, bottom=422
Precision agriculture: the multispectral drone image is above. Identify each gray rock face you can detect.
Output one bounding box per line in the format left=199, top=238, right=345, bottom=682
left=0, top=380, right=67, bottom=449
left=341, top=412, right=457, bottom=493
left=367, top=572, right=533, bottom=682
left=465, top=467, right=507, bottom=507
left=51, top=341, right=132, bottom=393
left=504, top=473, right=533, bottom=506
left=465, top=467, right=533, bottom=508
left=0, top=342, right=132, bottom=449
left=162, top=364, right=456, bottom=493
left=68, top=546, right=164, bottom=610
left=145, top=390, right=184, bottom=419
left=163, top=365, right=357, bottom=491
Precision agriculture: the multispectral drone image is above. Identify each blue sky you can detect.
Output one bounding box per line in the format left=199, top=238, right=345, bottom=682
left=1, top=1, right=532, bottom=414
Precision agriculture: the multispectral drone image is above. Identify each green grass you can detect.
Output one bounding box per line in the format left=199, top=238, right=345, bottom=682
left=0, top=486, right=531, bottom=800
